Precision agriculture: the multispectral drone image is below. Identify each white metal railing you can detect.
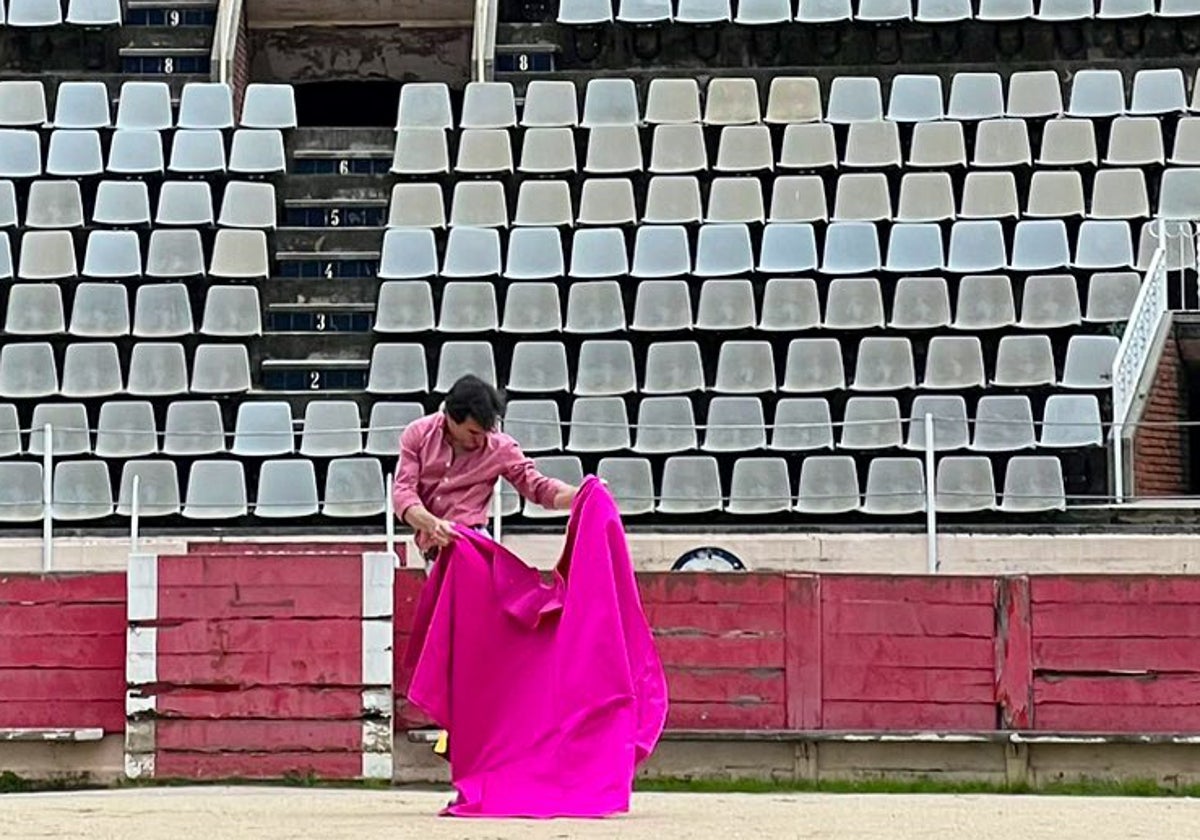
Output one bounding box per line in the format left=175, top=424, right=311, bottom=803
left=470, top=0, right=498, bottom=82
left=211, top=0, right=245, bottom=85
left=1111, top=220, right=1170, bottom=503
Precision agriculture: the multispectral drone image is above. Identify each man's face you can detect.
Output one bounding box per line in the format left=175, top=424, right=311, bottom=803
left=446, top=415, right=489, bottom=451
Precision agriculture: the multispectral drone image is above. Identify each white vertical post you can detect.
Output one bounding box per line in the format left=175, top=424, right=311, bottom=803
left=130, top=475, right=141, bottom=554
left=384, top=471, right=396, bottom=564
left=41, top=423, right=53, bottom=573
left=1113, top=422, right=1125, bottom=504
left=924, top=413, right=938, bottom=575
left=492, top=484, right=503, bottom=545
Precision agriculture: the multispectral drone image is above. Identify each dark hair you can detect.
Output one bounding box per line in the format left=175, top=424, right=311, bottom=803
left=444, top=374, right=506, bottom=430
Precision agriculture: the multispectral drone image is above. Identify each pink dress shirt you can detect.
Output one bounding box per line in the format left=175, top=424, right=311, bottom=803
left=392, top=412, right=569, bottom=551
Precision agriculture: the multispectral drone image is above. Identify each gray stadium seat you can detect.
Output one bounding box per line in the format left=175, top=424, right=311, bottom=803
left=434, top=342, right=497, bottom=391
left=833, top=173, right=892, bottom=222
left=52, top=82, right=110, bottom=129
left=146, top=230, right=206, bottom=278
left=379, top=228, right=438, bottom=279
left=164, top=401, right=226, bottom=456
left=191, top=344, right=251, bottom=394
left=26, top=180, right=83, bottom=229
left=108, top=130, right=164, bottom=175
left=70, top=282, right=129, bottom=338
left=631, top=225, right=690, bottom=278
left=229, top=129, right=286, bottom=174
left=953, top=274, right=1015, bottom=330
left=183, top=461, right=247, bottom=519
left=1040, top=394, right=1103, bottom=448
left=0, top=129, right=41, bottom=178
left=908, top=121, right=966, bottom=168
left=66, top=0, right=121, bottom=25
left=201, top=286, right=261, bottom=337
left=727, top=458, right=792, bottom=514
left=596, top=458, right=654, bottom=516
left=582, top=78, right=640, bottom=127
left=117, top=461, right=181, bottom=517
left=703, top=397, right=767, bottom=452
left=18, top=230, right=76, bottom=281
left=766, top=76, right=822, bottom=123
left=890, top=276, right=950, bottom=329
left=460, top=81, right=517, bottom=130
left=1000, top=457, right=1065, bottom=512
left=759, top=222, right=820, bottom=273
left=760, top=278, right=820, bottom=330
left=935, top=457, right=996, bottom=513
left=713, top=341, right=776, bottom=393
left=46, top=130, right=103, bottom=177
left=1026, top=171, right=1085, bottom=218
left=827, top=77, right=883, bottom=124
left=501, top=282, right=562, bottom=332
left=768, top=176, right=827, bottom=223
left=885, top=224, right=945, bottom=273
left=61, top=342, right=122, bottom=398
left=947, top=73, right=1003, bottom=120
left=565, top=281, right=625, bottom=333
left=0, top=342, right=57, bottom=397
left=678, top=0, right=733, bottom=22
left=644, top=176, right=703, bottom=225
left=520, top=80, right=579, bottom=128
left=1085, top=272, right=1140, bottom=323
left=391, top=129, right=449, bottom=176
left=505, top=228, right=565, bottom=280
left=323, top=458, right=386, bottom=518
left=1038, top=118, right=1097, bottom=166
left=0, top=182, right=16, bottom=228
left=796, top=456, right=859, bottom=514
left=644, top=342, right=705, bottom=394
left=906, top=395, right=970, bottom=451
left=705, top=78, right=761, bottom=125
left=1011, top=220, right=1071, bottom=271
left=585, top=125, right=642, bottom=174
left=231, top=401, right=294, bottom=456
left=52, top=461, right=113, bottom=520
left=366, top=344, right=428, bottom=393
left=645, top=78, right=701, bottom=125
left=254, top=459, right=319, bottom=518
left=948, top=221, right=1007, bottom=273
left=973, top=119, right=1032, bottom=167
left=577, top=178, right=636, bottom=226
left=1018, top=274, right=1082, bottom=329
left=396, top=82, right=453, bottom=130
left=851, top=337, right=915, bottom=391
left=95, top=402, right=157, bottom=459
left=507, top=342, right=570, bottom=392
left=522, top=456, right=584, bottom=518
left=0, top=404, right=22, bottom=458
left=558, top=0, right=614, bottom=23
left=365, top=402, right=424, bottom=455
left=1090, top=169, right=1149, bottom=220
left=178, top=83, right=234, bottom=130
left=658, top=456, right=722, bottom=514
left=210, top=229, right=270, bottom=279
left=241, top=84, right=298, bottom=129
left=513, top=180, right=573, bottom=227
left=779, top=124, right=837, bottom=170
left=29, top=404, right=90, bottom=456
left=916, top=0, right=972, bottom=20
left=887, top=74, right=945, bottom=122
left=1067, top=69, right=1126, bottom=118
left=633, top=397, right=697, bottom=453
left=0, top=81, right=46, bottom=126
left=518, top=128, right=577, bottom=174
left=127, top=343, right=188, bottom=396
left=0, top=463, right=43, bottom=522
left=821, top=222, right=881, bottom=274
left=771, top=398, right=834, bottom=451
left=439, top=281, right=499, bottom=333
left=697, top=279, right=756, bottom=330
left=1007, top=70, right=1063, bottom=118
left=706, top=178, right=765, bottom=224
left=1076, top=220, right=1134, bottom=270
left=133, top=284, right=193, bottom=337
left=504, top=400, right=563, bottom=453
left=298, top=401, right=362, bottom=458
left=783, top=339, right=846, bottom=392
left=922, top=336, right=986, bottom=389
left=219, top=182, right=277, bottom=229
left=840, top=397, right=903, bottom=450
left=90, top=181, right=154, bottom=229
left=116, top=82, right=173, bottom=131
left=862, top=458, right=925, bottom=515
left=1130, top=69, right=1187, bottom=115
left=567, top=397, right=630, bottom=452
left=5, top=283, right=65, bottom=335
left=83, top=230, right=142, bottom=279
left=825, top=278, right=885, bottom=330
left=441, top=226, right=502, bottom=277
left=993, top=335, right=1056, bottom=387
left=897, top=173, right=956, bottom=223
left=1060, top=335, right=1119, bottom=389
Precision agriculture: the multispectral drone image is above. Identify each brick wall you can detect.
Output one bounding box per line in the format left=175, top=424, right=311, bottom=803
left=1133, top=333, right=1188, bottom=497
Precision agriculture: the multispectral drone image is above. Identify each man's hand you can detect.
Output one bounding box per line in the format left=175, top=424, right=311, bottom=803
left=423, top=517, right=459, bottom=548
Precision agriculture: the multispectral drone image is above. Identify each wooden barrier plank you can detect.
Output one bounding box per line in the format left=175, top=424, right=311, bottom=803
left=645, top=602, right=785, bottom=634
left=823, top=666, right=994, bottom=703
left=0, top=634, right=124, bottom=669
left=1033, top=638, right=1199, bottom=671
left=785, top=574, right=822, bottom=729
left=155, top=720, right=365, bottom=752
left=823, top=634, right=994, bottom=669
left=1, top=668, right=125, bottom=700
left=654, top=634, right=786, bottom=669
left=0, top=700, right=124, bottom=731
left=665, top=667, right=786, bottom=704
left=151, top=687, right=371, bottom=720
left=160, top=556, right=363, bottom=588
left=157, top=619, right=362, bottom=655
left=157, top=584, right=364, bottom=620
left=0, top=573, right=126, bottom=604
left=1033, top=603, right=1200, bottom=638
left=1032, top=576, right=1200, bottom=605
left=0, top=604, right=126, bottom=635
left=1035, top=674, right=1200, bottom=706
left=995, top=576, right=1033, bottom=729
left=638, top=574, right=786, bottom=605
left=154, top=751, right=364, bottom=779
left=1035, top=704, right=1200, bottom=732
left=821, top=576, right=996, bottom=605
left=822, top=701, right=996, bottom=730
left=155, top=650, right=363, bottom=686
left=823, top=600, right=994, bottom=638
left=666, top=702, right=786, bottom=729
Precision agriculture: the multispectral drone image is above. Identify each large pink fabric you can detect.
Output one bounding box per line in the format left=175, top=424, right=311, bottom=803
left=405, top=476, right=668, bottom=818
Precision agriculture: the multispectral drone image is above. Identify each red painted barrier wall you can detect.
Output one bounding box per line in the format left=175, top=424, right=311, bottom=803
left=6, top=567, right=1200, bottom=747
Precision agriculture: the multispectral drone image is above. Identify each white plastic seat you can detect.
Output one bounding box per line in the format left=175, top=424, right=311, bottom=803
left=657, top=456, right=722, bottom=514
left=133, top=284, right=193, bottom=338
left=396, top=83, right=453, bottom=130
left=581, top=78, right=640, bottom=128
left=906, top=395, right=970, bottom=451
left=210, top=229, right=269, bottom=279
left=703, top=397, right=766, bottom=452
left=705, top=78, right=762, bottom=126
left=461, top=81, right=517, bottom=130
left=631, top=225, right=690, bottom=278
left=505, top=228, right=564, bottom=280
left=633, top=397, right=697, bottom=454
left=1036, top=0, right=1093, bottom=18
left=935, top=457, right=996, bottom=512
left=46, top=130, right=103, bottom=177
left=727, top=458, right=792, bottom=515
left=61, top=343, right=122, bottom=398
left=825, top=278, right=885, bottom=330
left=558, top=0, right=614, bottom=23
left=18, top=230, right=77, bottom=280
left=585, top=125, right=643, bottom=174
left=697, top=279, right=755, bottom=331
left=0, top=182, right=16, bottom=228
left=241, top=84, right=297, bottom=129
left=567, top=397, right=630, bottom=452
left=715, top=125, right=774, bottom=173
left=885, top=224, right=946, bottom=273
left=434, top=342, right=497, bottom=391
left=643, top=342, right=705, bottom=394
left=974, top=119, right=1032, bottom=167
left=367, top=344, right=428, bottom=394
left=514, top=180, right=573, bottom=227
left=219, top=181, right=277, bottom=229
left=116, top=82, right=173, bottom=131
left=645, top=79, right=701, bottom=126
left=1085, top=271, right=1140, bottom=323
left=378, top=228, right=438, bottom=280
left=852, top=337, right=915, bottom=391
left=201, top=286, right=261, bottom=337
left=833, top=173, right=892, bottom=222
left=678, top=0, right=733, bottom=22
left=862, top=458, right=926, bottom=515
left=232, top=402, right=294, bottom=456
left=695, top=223, right=754, bottom=276
left=798, top=0, right=852, bottom=20
left=164, top=401, right=226, bottom=456
left=0, top=233, right=11, bottom=280
left=178, top=83, right=234, bottom=130
left=229, top=129, right=286, bottom=175
left=922, top=336, right=986, bottom=389
left=947, top=73, right=1004, bottom=120
left=783, top=339, right=846, bottom=392
left=795, top=456, right=859, bottom=514
left=66, top=0, right=121, bottom=24
left=391, top=128, right=449, bottom=176
left=735, top=0, right=791, bottom=20
left=502, top=282, right=562, bottom=333
left=1011, top=220, right=1071, bottom=271
left=94, top=402, right=158, bottom=459
left=70, top=282, right=130, bottom=337
left=897, top=173, right=955, bottom=223
left=82, top=230, right=142, bottom=279
left=827, top=77, right=883, bottom=124
left=519, top=128, right=577, bottom=174
left=1130, top=69, right=1187, bottom=115
left=570, top=228, right=629, bottom=278
left=972, top=395, right=1036, bottom=451
left=107, top=130, right=164, bottom=175
left=450, top=181, right=508, bottom=228
left=1075, top=220, right=1134, bottom=270
left=183, top=461, right=247, bottom=519
left=596, top=458, right=655, bottom=516
left=92, top=181, right=151, bottom=227
left=890, top=277, right=951, bottom=329
left=840, top=397, right=903, bottom=450
left=522, top=457, right=584, bottom=518
left=507, top=342, right=570, bottom=393
left=26, top=180, right=84, bottom=229
left=843, top=121, right=902, bottom=168
left=435, top=281, right=496, bottom=333
left=1067, top=70, right=1126, bottom=118
left=916, top=0, right=972, bottom=19
left=1060, top=335, right=1118, bottom=389
left=1138, top=221, right=1195, bottom=271
left=820, top=222, right=881, bottom=274
left=953, top=274, right=1015, bottom=330
left=1169, top=118, right=1200, bottom=165
left=857, top=0, right=912, bottom=18
left=1000, top=457, right=1065, bottom=512
left=254, top=459, right=319, bottom=519
left=778, top=124, right=837, bottom=170
left=504, top=400, right=563, bottom=453
left=1018, top=274, right=1081, bottom=328
left=1007, top=70, right=1064, bottom=118
left=1038, top=118, right=1098, bottom=166
left=364, top=402, right=424, bottom=455
left=993, top=335, right=1056, bottom=387
left=127, top=343, right=188, bottom=396
left=644, top=176, right=703, bottom=225
left=441, top=227, right=501, bottom=278
left=191, top=345, right=251, bottom=394
left=51, top=461, right=112, bottom=521
left=565, top=281, right=625, bottom=334
left=577, top=178, right=636, bottom=226
left=1026, top=171, right=1084, bottom=219
left=0, top=129, right=41, bottom=178
left=1041, top=394, right=1103, bottom=448
left=0, top=461, right=43, bottom=520
left=5, top=283, right=65, bottom=335
left=758, top=223, right=819, bottom=273
left=323, top=458, right=386, bottom=518
left=373, top=281, right=434, bottom=334
left=632, top=280, right=692, bottom=332
left=1090, top=169, right=1149, bottom=220
left=887, top=74, right=945, bottom=122
left=947, top=220, right=1008, bottom=273
left=714, top=342, right=776, bottom=393
left=146, top=230, right=205, bottom=278
left=771, top=398, right=834, bottom=452
left=521, top=81, right=579, bottom=128
left=52, top=82, right=110, bottom=129
left=0, top=81, right=47, bottom=126
left=768, top=176, right=828, bottom=223
left=909, top=121, right=966, bottom=168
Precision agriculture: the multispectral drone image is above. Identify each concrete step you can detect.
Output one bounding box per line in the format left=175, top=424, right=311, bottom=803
left=120, top=26, right=212, bottom=51
left=278, top=177, right=391, bottom=203
left=274, top=227, right=384, bottom=254
left=292, top=127, right=395, bottom=157
left=258, top=277, right=381, bottom=307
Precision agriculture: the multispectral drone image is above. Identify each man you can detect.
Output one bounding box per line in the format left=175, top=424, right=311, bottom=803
left=392, top=374, right=578, bottom=566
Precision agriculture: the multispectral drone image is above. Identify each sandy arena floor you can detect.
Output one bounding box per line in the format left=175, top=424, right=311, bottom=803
left=2, top=787, right=1199, bottom=840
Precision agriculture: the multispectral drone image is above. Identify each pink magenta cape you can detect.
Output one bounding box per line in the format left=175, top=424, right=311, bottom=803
left=404, top=476, right=669, bottom=818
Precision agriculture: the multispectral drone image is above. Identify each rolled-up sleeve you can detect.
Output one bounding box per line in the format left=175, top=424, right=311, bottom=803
left=501, top=441, right=568, bottom=509
left=392, top=423, right=424, bottom=519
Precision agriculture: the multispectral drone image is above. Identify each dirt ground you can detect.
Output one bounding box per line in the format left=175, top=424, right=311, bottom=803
left=2, top=787, right=1199, bottom=839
